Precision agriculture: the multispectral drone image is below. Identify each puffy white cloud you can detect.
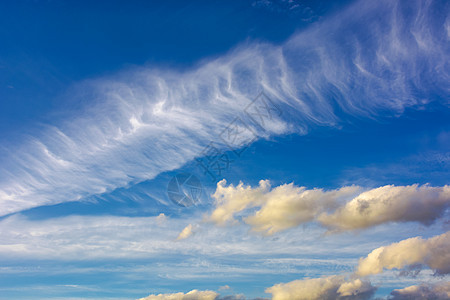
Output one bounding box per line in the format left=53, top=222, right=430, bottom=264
left=207, top=180, right=272, bottom=226
left=208, top=180, right=360, bottom=235
left=356, top=231, right=450, bottom=276
left=389, top=282, right=450, bottom=300
left=1, top=0, right=448, bottom=216
left=265, top=275, right=376, bottom=300
left=245, top=184, right=359, bottom=235
left=138, top=289, right=218, bottom=300
left=207, top=181, right=450, bottom=235
left=318, top=184, right=450, bottom=231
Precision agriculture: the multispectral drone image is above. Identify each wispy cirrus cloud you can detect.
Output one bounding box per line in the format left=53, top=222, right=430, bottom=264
left=0, top=0, right=448, bottom=216
left=0, top=212, right=447, bottom=299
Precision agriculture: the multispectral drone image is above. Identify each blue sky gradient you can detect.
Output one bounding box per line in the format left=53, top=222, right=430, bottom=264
left=0, top=0, right=449, bottom=299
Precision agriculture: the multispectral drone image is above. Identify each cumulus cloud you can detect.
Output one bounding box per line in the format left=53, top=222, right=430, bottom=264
left=265, top=231, right=450, bottom=299
left=138, top=289, right=218, bottom=300
left=0, top=0, right=448, bottom=216
left=208, top=180, right=360, bottom=235
left=177, top=224, right=195, bottom=240
left=318, top=184, right=450, bottom=231
left=265, top=275, right=376, bottom=300
left=207, top=181, right=450, bottom=235
left=356, top=231, right=450, bottom=276
left=389, top=282, right=450, bottom=300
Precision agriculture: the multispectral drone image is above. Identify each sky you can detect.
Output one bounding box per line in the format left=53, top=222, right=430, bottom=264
left=0, top=0, right=449, bottom=299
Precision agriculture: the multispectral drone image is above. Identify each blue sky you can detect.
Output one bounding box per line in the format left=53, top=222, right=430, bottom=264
left=0, top=0, right=449, bottom=299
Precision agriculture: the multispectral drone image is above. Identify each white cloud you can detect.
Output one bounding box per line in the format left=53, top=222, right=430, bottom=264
left=265, top=231, right=450, bottom=299
left=389, top=282, right=450, bottom=300
left=207, top=181, right=450, bottom=235
left=138, top=289, right=218, bottom=300
left=1, top=0, right=448, bottom=216
left=207, top=180, right=360, bottom=235
left=318, top=184, right=450, bottom=231
left=0, top=211, right=393, bottom=262
left=0, top=213, right=448, bottom=299
left=265, top=275, right=376, bottom=300
left=356, top=231, right=450, bottom=276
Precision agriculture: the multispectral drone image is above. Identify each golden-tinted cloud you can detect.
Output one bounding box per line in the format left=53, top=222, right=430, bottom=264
left=389, top=282, right=450, bottom=300
left=207, top=181, right=450, bottom=235
left=177, top=224, right=195, bottom=240
left=319, top=184, right=450, bottom=231
left=356, top=231, right=450, bottom=276
left=266, top=275, right=376, bottom=300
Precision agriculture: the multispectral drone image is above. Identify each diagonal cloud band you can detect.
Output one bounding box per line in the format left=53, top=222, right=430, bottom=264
left=0, top=0, right=449, bottom=216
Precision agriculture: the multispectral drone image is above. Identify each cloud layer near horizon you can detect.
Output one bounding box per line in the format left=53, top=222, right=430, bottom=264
left=266, top=231, right=450, bottom=300
left=266, top=275, right=376, bottom=300
left=207, top=180, right=450, bottom=234
left=138, top=289, right=219, bottom=300
left=0, top=0, right=448, bottom=216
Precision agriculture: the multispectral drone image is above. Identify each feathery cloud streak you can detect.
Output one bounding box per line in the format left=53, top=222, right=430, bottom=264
left=0, top=0, right=448, bottom=216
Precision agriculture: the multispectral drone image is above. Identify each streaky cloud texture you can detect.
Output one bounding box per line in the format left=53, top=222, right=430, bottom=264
left=265, top=232, right=450, bottom=299
left=207, top=180, right=450, bottom=235
left=0, top=0, right=449, bottom=216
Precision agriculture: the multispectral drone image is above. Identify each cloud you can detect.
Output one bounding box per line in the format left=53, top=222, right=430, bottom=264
left=1, top=211, right=375, bottom=261
left=265, top=275, right=376, bottom=300
left=265, top=232, right=450, bottom=299
left=207, top=181, right=450, bottom=235
left=356, top=231, right=450, bottom=276
left=207, top=180, right=360, bottom=235
left=0, top=0, right=448, bottom=216
left=138, top=289, right=218, bottom=300
left=137, top=289, right=246, bottom=300
left=389, top=282, right=450, bottom=300
left=177, top=224, right=195, bottom=240
left=318, top=184, right=450, bottom=231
